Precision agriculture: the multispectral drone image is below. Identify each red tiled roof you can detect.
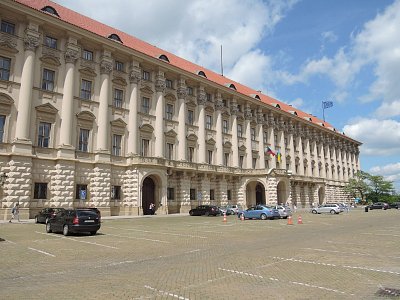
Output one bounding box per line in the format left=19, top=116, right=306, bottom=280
left=14, top=0, right=337, bottom=131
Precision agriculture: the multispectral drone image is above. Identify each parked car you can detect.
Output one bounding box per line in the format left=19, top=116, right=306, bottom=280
left=274, top=205, right=292, bottom=219
left=369, top=202, right=389, bottom=210
left=46, top=208, right=101, bottom=236
left=35, top=208, right=65, bottom=224
left=219, top=206, right=235, bottom=215
left=331, top=203, right=346, bottom=212
left=79, top=207, right=101, bottom=221
left=237, top=205, right=280, bottom=220
left=311, top=204, right=341, bottom=214
left=227, top=204, right=243, bottom=214
left=389, top=202, right=400, bottom=209
left=189, top=205, right=221, bottom=216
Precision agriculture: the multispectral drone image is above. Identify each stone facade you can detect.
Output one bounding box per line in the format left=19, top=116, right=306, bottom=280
left=0, top=1, right=361, bottom=220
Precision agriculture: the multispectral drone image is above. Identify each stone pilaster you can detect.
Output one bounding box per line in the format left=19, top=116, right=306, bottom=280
left=127, top=62, right=141, bottom=156
left=215, top=93, right=224, bottom=165
left=177, top=78, right=187, bottom=160
left=154, top=70, right=166, bottom=157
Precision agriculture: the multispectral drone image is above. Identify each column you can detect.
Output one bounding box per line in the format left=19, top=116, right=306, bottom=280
left=331, top=146, right=337, bottom=180
left=96, top=55, right=112, bottom=155
left=288, top=126, right=295, bottom=173
left=305, top=138, right=312, bottom=177
left=197, top=86, right=206, bottom=163
left=177, top=79, right=187, bottom=161
left=325, top=142, right=331, bottom=180
left=230, top=101, right=239, bottom=168
left=13, top=25, right=40, bottom=152
left=127, top=62, right=141, bottom=156
left=267, top=113, right=277, bottom=169
left=58, top=41, right=80, bottom=157
left=319, top=139, right=326, bottom=179
left=257, top=110, right=265, bottom=169
left=154, top=70, right=166, bottom=158
left=215, top=93, right=224, bottom=165
left=244, top=105, right=252, bottom=168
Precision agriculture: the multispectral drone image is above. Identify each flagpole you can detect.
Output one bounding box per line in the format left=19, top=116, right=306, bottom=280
left=322, top=101, right=325, bottom=122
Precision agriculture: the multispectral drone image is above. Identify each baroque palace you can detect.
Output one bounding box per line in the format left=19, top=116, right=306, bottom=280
left=0, top=0, right=361, bottom=219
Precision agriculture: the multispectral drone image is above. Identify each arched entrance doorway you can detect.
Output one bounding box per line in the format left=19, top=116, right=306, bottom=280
left=245, top=181, right=266, bottom=207
left=256, top=183, right=265, bottom=205
left=142, top=177, right=155, bottom=215
left=318, top=187, right=325, bottom=204
left=277, top=181, right=287, bottom=205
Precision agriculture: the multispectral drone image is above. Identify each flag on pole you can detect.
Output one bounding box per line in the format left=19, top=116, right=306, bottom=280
left=322, top=101, right=333, bottom=109
left=265, top=146, right=275, bottom=156
left=277, top=150, right=281, bottom=163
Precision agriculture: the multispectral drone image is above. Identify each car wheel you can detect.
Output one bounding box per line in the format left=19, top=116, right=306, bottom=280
left=260, top=213, right=267, bottom=220
left=311, top=210, right=317, bottom=214
left=90, top=231, right=97, bottom=235
left=189, top=211, right=194, bottom=216
left=330, top=210, right=336, bottom=215
left=283, top=216, right=288, bottom=219
left=205, top=212, right=210, bottom=216
left=46, top=222, right=52, bottom=233
left=63, top=225, right=69, bottom=236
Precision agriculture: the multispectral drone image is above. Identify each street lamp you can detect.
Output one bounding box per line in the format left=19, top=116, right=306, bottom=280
left=0, top=172, right=8, bottom=186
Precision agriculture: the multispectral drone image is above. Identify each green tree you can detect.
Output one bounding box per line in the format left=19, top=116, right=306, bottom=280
left=344, top=171, right=371, bottom=202
left=365, top=174, right=395, bottom=202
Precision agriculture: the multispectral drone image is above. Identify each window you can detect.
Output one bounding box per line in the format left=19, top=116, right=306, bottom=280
left=187, top=110, right=194, bottom=125
left=222, top=99, right=227, bottom=107
left=167, top=187, right=175, bottom=200
left=44, top=36, right=57, bottom=49
left=190, top=188, right=196, bottom=200
left=34, top=183, right=47, bottom=199
left=141, top=139, right=149, bottom=156
left=115, top=61, right=124, bottom=71
left=80, top=79, right=92, bottom=100
left=266, top=160, right=269, bottom=169
left=237, top=104, right=242, bottom=112
left=38, top=122, right=51, bottom=148
left=114, top=89, right=123, bottom=108
left=188, top=147, right=194, bottom=162
left=0, top=56, right=11, bottom=81
left=206, top=93, right=212, bottom=101
left=0, top=115, right=5, bottom=142
left=111, top=185, right=121, bottom=200
left=251, top=128, right=256, bottom=141
left=166, top=79, right=173, bottom=89
left=1, top=21, right=15, bottom=35
left=206, top=115, right=212, bottom=129
left=274, top=134, right=278, bottom=145
left=223, top=120, right=229, bottom=134
left=76, top=184, right=88, bottom=200
left=142, top=70, right=150, bottom=81
left=263, top=131, right=268, bottom=144
left=112, top=134, right=122, bottom=156
left=239, top=156, right=244, bottom=168
left=165, top=104, right=173, bottom=120
left=78, top=128, right=89, bottom=152
left=187, top=86, right=193, bottom=95
left=83, top=49, right=93, bottom=61
left=237, top=124, right=243, bottom=137
left=252, top=158, right=257, bottom=169
left=207, top=150, right=213, bottom=164
left=142, top=97, right=150, bottom=114
left=224, top=153, right=229, bottom=166
left=210, top=189, right=215, bottom=201
left=166, top=143, right=174, bottom=160
left=227, top=190, right=232, bottom=201
left=42, top=69, right=55, bottom=91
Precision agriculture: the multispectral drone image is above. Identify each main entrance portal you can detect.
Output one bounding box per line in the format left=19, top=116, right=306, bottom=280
left=142, top=177, right=155, bottom=215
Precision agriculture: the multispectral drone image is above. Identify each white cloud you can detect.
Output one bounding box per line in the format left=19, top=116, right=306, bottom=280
left=343, top=118, right=400, bottom=156
left=321, top=31, right=338, bottom=43
left=370, top=162, right=400, bottom=192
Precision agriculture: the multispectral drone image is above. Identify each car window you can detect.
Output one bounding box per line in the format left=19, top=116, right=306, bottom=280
left=77, top=210, right=98, bottom=217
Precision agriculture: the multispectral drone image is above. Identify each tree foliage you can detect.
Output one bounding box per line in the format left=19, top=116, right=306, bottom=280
left=344, top=171, right=371, bottom=202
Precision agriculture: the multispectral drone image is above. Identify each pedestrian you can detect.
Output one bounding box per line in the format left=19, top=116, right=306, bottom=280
left=9, top=203, right=20, bottom=223
left=293, top=203, right=297, bottom=213
left=149, top=203, right=155, bottom=215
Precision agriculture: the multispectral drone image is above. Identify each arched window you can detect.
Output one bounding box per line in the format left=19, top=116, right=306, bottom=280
left=41, top=6, right=60, bottom=17
left=159, top=54, right=170, bottom=62
left=108, top=34, right=123, bottom=43
left=228, top=83, right=237, bottom=90
left=198, top=70, right=207, bottom=78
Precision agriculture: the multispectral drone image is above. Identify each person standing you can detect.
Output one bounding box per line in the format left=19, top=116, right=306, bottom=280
left=9, top=203, right=20, bottom=223
left=149, top=203, right=155, bottom=215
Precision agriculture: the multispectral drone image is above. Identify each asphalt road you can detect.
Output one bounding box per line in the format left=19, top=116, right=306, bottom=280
left=1, top=208, right=399, bottom=299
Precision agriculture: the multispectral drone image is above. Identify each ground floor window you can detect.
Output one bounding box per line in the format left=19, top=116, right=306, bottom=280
left=210, top=189, right=215, bottom=200
left=76, top=184, right=88, bottom=200
left=167, top=187, right=175, bottom=200
left=111, top=185, right=121, bottom=200
left=190, top=188, right=196, bottom=200
left=34, top=183, right=47, bottom=199
left=227, top=189, right=232, bottom=201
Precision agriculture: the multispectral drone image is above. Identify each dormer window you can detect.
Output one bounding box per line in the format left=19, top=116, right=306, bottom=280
left=159, top=54, right=170, bottom=62
left=108, top=34, right=122, bottom=43
left=198, top=70, right=207, bottom=78
left=228, top=83, right=237, bottom=90
left=41, top=6, right=60, bottom=17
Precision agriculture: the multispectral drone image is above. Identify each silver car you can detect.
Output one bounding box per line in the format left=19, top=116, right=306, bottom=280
left=274, top=205, right=292, bottom=219
left=311, top=204, right=341, bottom=215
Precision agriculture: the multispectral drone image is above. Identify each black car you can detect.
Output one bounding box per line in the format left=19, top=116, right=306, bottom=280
left=369, top=202, right=389, bottom=210
left=389, top=202, right=400, bottom=209
left=189, top=205, right=221, bottom=216
left=46, top=209, right=101, bottom=236
left=35, top=208, right=65, bottom=224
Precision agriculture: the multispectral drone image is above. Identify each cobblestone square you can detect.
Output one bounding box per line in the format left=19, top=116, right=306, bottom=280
left=1, top=208, right=399, bottom=299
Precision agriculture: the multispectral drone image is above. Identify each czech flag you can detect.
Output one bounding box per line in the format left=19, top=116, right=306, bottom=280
left=265, top=146, right=276, bottom=156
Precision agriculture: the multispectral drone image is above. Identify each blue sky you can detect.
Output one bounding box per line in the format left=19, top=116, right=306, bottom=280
left=54, top=0, right=400, bottom=191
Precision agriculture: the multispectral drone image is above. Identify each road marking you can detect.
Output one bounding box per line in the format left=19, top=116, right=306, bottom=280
left=106, top=226, right=207, bottom=239
left=218, top=268, right=350, bottom=295
left=35, top=231, right=119, bottom=249
left=105, top=233, right=170, bottom=243
left=28, top=247, right=55, bottom=257
left=302, top=247, right=400, bottom=259
left=144, top=285, right=190, bottom=300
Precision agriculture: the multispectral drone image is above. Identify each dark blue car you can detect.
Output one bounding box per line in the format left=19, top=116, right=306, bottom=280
left=238, top=205, right=280, bottom=220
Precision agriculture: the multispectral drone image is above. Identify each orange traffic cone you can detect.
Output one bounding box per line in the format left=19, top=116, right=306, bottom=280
left=298, top=215, right=303, bottom=224
left=223, top=212, right=227, bottom=223
left=287, top=215, right=293, bottom=225
left=240, top=213, right=245, bottom=221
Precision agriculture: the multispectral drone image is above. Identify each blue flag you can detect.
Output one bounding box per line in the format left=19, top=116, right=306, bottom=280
left=322, top=101, right=333, bottom=109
